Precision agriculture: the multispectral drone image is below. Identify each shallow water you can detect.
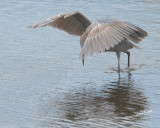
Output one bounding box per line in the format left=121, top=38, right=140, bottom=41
left=0, top=0, right=160, bottom=128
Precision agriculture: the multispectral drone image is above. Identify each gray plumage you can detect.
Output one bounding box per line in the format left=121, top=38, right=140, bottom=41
left=28, top=11, right=147, bottom=69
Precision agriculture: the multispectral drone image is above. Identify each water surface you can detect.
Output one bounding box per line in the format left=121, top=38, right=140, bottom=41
left=0, top=0, right=160, bottom=128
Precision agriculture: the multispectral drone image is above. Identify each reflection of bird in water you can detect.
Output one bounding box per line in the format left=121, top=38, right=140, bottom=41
left=28, top=11, right=147, bottom=69
left=39, top=71, right=149, bottom=128
left=63, top=72, right=148, bottom=122
left=106, top=73, right=147, bottom=118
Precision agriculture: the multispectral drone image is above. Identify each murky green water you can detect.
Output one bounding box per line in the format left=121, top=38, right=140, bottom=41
left=0, top=0, right=160, bottom=128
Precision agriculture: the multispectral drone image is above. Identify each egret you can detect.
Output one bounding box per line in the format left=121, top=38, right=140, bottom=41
left=28, top=11, right=147, bottom=69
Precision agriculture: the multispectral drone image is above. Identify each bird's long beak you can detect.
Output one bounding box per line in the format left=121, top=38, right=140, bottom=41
left=82, top=54, right=84, bottom=66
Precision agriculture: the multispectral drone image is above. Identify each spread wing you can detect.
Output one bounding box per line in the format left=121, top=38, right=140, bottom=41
left=27, top=11, right=91, bottom=36
left=80, top=18, right=148, bottom=58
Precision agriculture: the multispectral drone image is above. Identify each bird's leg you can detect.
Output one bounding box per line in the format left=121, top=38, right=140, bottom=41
left=82, top=54, right=84, bottom=66
left=116, top=52, right=121, bottom=70
left=125, top=51, right=130, bottom=67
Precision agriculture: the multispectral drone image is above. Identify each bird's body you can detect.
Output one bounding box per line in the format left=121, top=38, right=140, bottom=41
left=28, top=11, right=147, bottom=69
left=106, top=39, right=133, bottom=52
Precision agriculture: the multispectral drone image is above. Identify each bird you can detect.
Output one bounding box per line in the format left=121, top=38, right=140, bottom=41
left=28, top=11, right=147, bottom=70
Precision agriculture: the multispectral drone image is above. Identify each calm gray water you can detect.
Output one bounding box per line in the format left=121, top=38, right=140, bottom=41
left=0, top=0, right=160, bottom=128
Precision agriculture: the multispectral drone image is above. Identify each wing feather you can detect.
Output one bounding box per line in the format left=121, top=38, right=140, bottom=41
left=27, top=11, right=91, bottom=36
left=80, top=18, right=147, bottom=59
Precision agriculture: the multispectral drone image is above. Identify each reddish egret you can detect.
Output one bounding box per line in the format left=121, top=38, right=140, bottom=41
left=28, top=11, right=147, bottom=69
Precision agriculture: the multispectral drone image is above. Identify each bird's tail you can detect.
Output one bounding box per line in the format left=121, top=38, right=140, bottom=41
left=130, top=42, right=141, bottom=49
